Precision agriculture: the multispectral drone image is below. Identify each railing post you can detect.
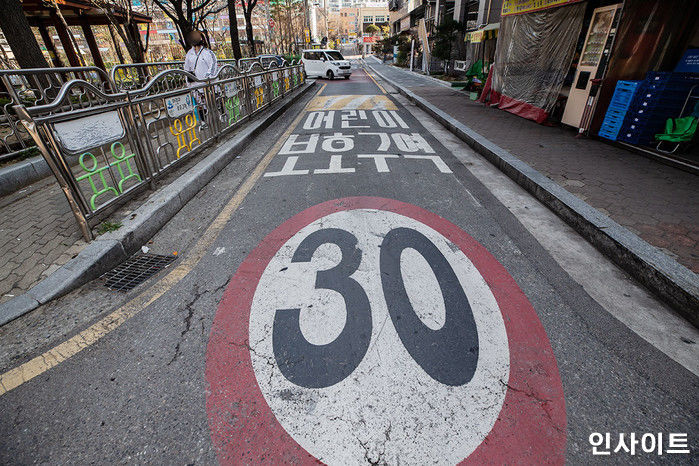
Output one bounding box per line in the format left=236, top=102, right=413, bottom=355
left=243, top=73, right=254, bottom=118
left=265, top=71, right=272, bottom=109
left=279, top=67, right=286, bottom=99
left=123, top=91, right=155, bottom=184
left=205, top=78, right=221, bottom=138
left=13, top=105, right=93, bottom=241
left=129, top=92, right=160, bottom=179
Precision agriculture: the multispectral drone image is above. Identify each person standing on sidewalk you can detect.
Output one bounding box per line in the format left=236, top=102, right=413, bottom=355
left=184, top=30, right=218, bottom=126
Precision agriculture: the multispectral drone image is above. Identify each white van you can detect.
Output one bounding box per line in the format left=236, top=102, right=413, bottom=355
left=302, top=49, right=351, bottom=79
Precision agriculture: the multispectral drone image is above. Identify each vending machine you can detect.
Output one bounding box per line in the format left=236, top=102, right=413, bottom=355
left=562, top=4, right=622, bottom=129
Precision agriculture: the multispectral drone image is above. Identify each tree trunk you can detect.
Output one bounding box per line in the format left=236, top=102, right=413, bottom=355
left=108, top=24, right=126, bottom=64
left=178, top=20, right=194, bottom=51
left=287, top=4, right=294, bottom=53
left=227, top=0, right=243, bottom=60
left=244, top=11, right=256, bottom=56
left=0, top=0, right=50, bottom=69
left=53, top=4, right=86, bottom=66
left=124, top=23, right=146, bottom=63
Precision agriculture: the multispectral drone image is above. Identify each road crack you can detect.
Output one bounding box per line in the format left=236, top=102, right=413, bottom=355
left=499, top=379, right=565, bottom=434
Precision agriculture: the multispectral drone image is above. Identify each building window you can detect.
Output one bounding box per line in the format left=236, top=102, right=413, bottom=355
left=374, top=16, right=385, bottom=22
left=363, top=15, right=373, bottom=22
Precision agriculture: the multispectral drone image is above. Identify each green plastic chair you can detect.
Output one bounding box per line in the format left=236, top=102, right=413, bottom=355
left=655, top=116, right=698, bottom=154
left=655, top=92, right=699, bottom=153
left=655, top=116, right=698, bottom=143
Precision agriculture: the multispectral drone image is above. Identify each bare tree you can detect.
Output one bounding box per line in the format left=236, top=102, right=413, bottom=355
left=107, top=23, right=126, bottom=64
left=152, top=0, right=226, bottom=51
left=239, top=0, right=258, bottom=56
left=227, top=0, right=243, bottom=59
left=48, top=0, right=87, bottom=66
left=92, top=0, right=151, bottom=63
left=271, top=0, right=304, bottom=55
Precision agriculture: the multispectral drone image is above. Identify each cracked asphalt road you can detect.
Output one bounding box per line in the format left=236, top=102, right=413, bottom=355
left=0, top=65, right=697, bottom=465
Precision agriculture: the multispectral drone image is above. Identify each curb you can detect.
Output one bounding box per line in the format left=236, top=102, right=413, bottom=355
left=367, top=63, right=699, bottom=327
left=0, top=155, right=52, bottom=197
left=0, top=82, right=316, bottom=326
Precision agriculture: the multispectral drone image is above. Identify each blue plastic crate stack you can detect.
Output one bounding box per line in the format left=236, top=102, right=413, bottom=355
left=616, top=72, right=699, bottom=145
left=598, top=80, right=641, bottom=141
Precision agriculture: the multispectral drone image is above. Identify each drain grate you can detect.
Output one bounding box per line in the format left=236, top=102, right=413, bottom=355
left=102, top=253, right=177, bottom=291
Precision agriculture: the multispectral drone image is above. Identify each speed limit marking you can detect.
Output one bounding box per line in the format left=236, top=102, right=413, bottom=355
left=206, top=197, right=566, bottom=465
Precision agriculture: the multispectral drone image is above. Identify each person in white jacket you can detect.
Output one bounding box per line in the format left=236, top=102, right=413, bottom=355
left=183, top=30, right=217, bottom=126
left=183, top=30, right=218, bottom=80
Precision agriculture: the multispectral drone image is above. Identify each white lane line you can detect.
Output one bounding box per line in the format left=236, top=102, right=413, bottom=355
left=403, top=154, right=453, bottom=173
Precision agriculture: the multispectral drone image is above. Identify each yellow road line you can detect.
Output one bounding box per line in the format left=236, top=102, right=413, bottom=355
left=365, top=67, right=387, bottom=94
left=0, top=84, right=324, bottom=397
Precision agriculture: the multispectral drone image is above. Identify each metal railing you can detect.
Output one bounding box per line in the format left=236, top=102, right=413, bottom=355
left=12, top=60, right=305, bottom=240
left=0, top=66, right=112, bottom=161
left=0, top=58, right=269, bottom=161
left=110, top=58, right=241, bottom=91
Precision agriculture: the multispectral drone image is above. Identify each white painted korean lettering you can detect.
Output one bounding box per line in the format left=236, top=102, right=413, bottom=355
left=279, top=134, right=319, bottom=154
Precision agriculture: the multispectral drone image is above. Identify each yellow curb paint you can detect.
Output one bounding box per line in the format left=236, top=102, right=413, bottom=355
left=365, top=68, right=387, bottom=94
left=0, top=84, right=324, bottom=397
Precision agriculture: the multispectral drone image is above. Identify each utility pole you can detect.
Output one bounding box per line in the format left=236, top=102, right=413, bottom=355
left=324, top=0, right=329, bottom=41
left=409, top=38, right=414, bottom=71
left=357, top=3, right=362, bottom=56
left=310, top=1, right=317, bottom=42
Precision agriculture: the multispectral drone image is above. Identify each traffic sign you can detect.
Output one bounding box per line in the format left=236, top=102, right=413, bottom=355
left=206, top=197, right=566, bottom=464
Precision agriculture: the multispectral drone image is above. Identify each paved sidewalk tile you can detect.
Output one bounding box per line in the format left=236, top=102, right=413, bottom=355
left=370, top=61, right=699, bottom=273
left=0, top=179, right=87, bottom=304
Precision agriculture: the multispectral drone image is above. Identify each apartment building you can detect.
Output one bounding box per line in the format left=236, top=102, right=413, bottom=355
left=328, top=1, right=388, bottom=42
left=388, top=0, right=491, bottom=35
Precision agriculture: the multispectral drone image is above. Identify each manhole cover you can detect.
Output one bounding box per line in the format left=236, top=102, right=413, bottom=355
left=102, top=253, right=176, bottom=291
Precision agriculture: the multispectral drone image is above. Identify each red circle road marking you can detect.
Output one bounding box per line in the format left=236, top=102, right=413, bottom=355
left=205, top=196, right=566, bottom=464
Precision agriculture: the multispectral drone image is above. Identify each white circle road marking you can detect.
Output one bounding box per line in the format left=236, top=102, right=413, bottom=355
left=248, top=209, right=509, bottom=464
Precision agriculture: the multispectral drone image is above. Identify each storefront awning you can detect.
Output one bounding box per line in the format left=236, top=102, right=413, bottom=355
left=501, top=0, right=583, bottom=16
left=465, top=23, right=499, bottom=43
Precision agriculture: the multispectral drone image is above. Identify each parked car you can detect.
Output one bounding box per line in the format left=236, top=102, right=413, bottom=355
left=301, top=49, right=351, bottom=79
left=258, top=54, right=286, bottom=67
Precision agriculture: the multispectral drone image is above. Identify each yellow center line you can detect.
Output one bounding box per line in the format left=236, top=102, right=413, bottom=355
left=0, top=83, right=325, bottom=397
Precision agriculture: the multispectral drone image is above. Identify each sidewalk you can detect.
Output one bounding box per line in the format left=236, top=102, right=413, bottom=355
left=0, top=179, right=86, bottom=304
left=369, top=60, right=699, bottom=274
